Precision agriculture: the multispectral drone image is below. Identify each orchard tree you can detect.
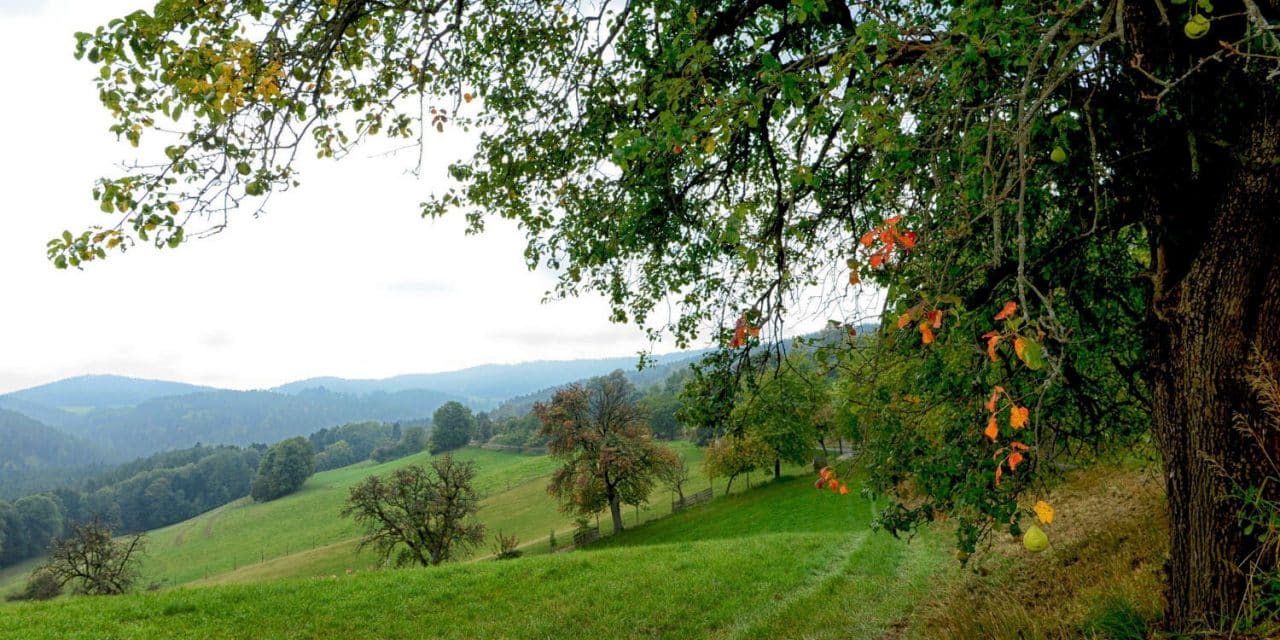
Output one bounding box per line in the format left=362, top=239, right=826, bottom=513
left=41, top=520, right=147, bottom=596
left=703, top=432, right=773, bottom=495
left=341, top=454, right=485, bottom=567
left=429, top=401, right=475, bottom=454
left=535, top=371, right=679, bottom=534
left=68, top=0, right=1280, bottom=631
left=734, top=354, right=825, bottom=479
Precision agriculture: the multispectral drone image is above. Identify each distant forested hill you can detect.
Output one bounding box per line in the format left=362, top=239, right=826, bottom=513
left=0, top=410, right=106, bottom=487
left=274, top=351, right=709, bottom=407
left=1, top=374, right=218, bottom=410
left=60, top=387, right=464, bottom=459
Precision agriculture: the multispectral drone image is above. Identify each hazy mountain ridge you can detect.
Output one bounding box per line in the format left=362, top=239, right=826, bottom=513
left=271, top=352, right=708, bottom=405
left=1, top=374, right=218, bottom=410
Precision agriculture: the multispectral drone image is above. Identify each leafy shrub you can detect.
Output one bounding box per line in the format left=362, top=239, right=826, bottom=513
left=5, top=570, right=62, bottom=602
left=493, top=530, right=522, bottom=560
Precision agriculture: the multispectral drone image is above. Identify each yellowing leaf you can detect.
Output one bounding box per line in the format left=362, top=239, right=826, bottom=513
left=1014, top=336, right=1026, bottom=359
left=1034, top=500, right=1055, bottom=525
left=984, top=415, right=999, bottom=441
left=848, top=269, right=860, bottom=286
left=1010, top=405, right=1029, bottom=429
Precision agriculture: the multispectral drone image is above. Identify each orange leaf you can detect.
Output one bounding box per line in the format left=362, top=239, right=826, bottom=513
left=1014, top=337, right=1027, bottom=359
left=897, top=311, right=913, bottom=330
left=1007, top=451, right=1024, bottom=470
left=839, top=483, right=849, bottom=495
left=927, top=309, right=943, bottom=329
left=984, top=415, right=999, bottom=441
left=994, top=300, right=1018, bottom=321
left=1009, top=441, right=1029, bottom=450
left=828, top=480, right=839, bottom=492
left=869, top=253, right=884, bottom=269
left=995, top=465, right=1003, bottom=486
left=1010, top=406, right=1029, bottom=429
left=463, top=92, right=474, bottom=103
left=897, top=230, right=917, bottom=249
left=884, top=215, right=902, bottom=225
left=985, top=333, right=1001, bottom=362
left=859, top=230, right=876, bottom=247
left=919, top=322, right=935, bottom=344
left=985, top=386, right=1003, bottom=412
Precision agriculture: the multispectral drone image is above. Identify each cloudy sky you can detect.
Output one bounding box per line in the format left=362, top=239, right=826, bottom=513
left=0, top=0, right=865, bottom=395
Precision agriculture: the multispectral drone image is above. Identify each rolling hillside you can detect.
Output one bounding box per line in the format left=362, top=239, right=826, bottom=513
left=0, top=455, right=949, bottom=640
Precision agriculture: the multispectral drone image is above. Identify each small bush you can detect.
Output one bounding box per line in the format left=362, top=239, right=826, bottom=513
left=6, top=571, right=62, bottom=602
left=549, top=530, right=557, bottom=551
left=493, top=530, right=522, bottom=560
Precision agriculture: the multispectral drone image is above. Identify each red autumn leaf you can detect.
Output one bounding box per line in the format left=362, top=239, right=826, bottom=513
left=859, top=230, right=876, bottom=247
left=848, top=327, right=858, bottom=337
left=815, top=479, right=824, bottom=490
left=900, top=230, right=918, bottom=248
left=984, top=415, right=999, bottom=441
left=828, top=480, right=839, bottom=492
left=884, top=215, right=902, bottom=226
left=994, top=300, right=1018, bottom=321
left=897, top=311, right=913, bottom=330
left=919, top=321, right=935, bottom=344
left=927, top=309, right=943, bottom=329
left=995, top=465, right=1003, bottom=486
left=839, top=483, right=850, bottom=495
left=869, top=253, right=884, bottom=269
left=1008, top=451, right=1024, bottom=470
left=1010, top=441, right=1029, bottom=450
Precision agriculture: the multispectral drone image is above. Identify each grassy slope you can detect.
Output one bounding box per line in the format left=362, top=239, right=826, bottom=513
left=0, top=471, right=951, bottom=639
left=0, top=441, right=795, bottom=594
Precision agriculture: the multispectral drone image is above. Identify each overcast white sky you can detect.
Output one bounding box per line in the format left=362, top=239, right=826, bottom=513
left=0, top=0, right=872, bottom=395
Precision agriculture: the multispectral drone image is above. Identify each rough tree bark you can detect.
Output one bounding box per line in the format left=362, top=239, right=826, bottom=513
left=1127, top=3, right=1280, bottom=627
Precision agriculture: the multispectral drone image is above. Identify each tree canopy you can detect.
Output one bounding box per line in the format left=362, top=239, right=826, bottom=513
left=341, top=454, right=485, bottom=567
left=70, top=0, right=1280, bottom=631
left=535, top=370, right=679, bottom=534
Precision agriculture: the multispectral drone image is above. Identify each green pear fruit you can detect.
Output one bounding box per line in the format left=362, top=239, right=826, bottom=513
left=1184, top=15, right=1210, bottom=40
left=1023, top=525, right=1050, bottom=553
left=1050, top=146, right=1067, bottom=163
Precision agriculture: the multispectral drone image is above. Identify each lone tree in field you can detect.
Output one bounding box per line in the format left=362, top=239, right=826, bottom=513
left=535, top=371, right=679, bottom=534
left=69, top=0, right=1280, bottom=630
left=40, top=519, right=146, bottom=596
left=341, top=454, right=485, bottom=567
left=429, top=401, right=475, bottom=454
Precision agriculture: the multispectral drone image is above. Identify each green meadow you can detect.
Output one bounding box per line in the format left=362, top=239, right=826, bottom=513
left=0, top=470, right=948, bottom=640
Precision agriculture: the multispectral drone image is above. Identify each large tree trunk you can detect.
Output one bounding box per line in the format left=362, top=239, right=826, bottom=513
left=1145, top=101, right=1280, bottom=630
left=1122, top=4, right=1280, bottom=630
left=607, top=494, right=624, bottom=535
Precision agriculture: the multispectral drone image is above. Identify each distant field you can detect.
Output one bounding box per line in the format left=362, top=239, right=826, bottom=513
left=0, top=472, right=949, bottom=639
